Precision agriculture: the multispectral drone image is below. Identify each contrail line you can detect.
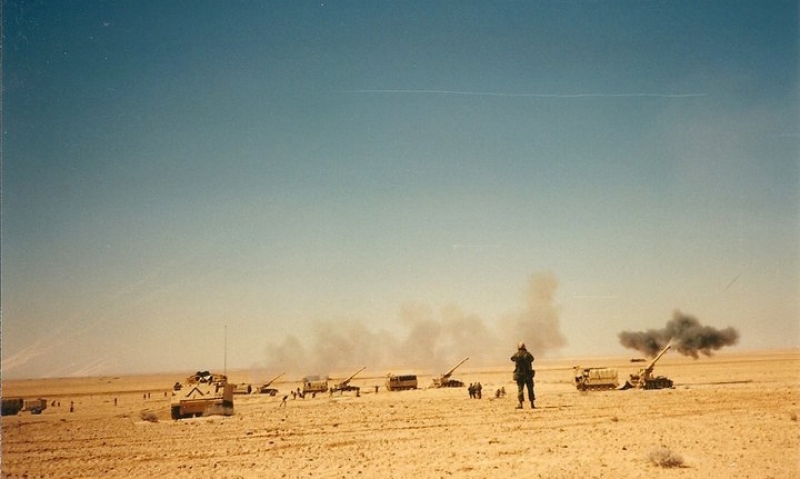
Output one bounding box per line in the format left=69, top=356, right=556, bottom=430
left=345, top=89, right=707, bottom=98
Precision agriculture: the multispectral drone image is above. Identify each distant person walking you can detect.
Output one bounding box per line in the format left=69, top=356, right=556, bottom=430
left=511, top=342, right=535, bottom=409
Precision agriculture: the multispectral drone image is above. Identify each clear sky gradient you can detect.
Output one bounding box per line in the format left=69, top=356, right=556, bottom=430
left=2, top=1, right=798, bottom=379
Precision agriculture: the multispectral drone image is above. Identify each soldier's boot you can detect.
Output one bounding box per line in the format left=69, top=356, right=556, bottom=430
left=530, top=400, right=536, bottom=409
left=516, top=401, right=523, bottom=409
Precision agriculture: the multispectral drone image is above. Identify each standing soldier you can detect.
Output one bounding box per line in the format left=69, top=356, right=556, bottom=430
left=511, top=342, right=535, bottom=409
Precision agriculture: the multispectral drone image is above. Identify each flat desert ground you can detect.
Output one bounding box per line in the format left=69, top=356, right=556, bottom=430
left=2, top=349, right=798, bottom=479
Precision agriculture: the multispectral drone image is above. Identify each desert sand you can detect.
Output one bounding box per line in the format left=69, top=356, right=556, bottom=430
left=2, top=349, right=798, bottom=479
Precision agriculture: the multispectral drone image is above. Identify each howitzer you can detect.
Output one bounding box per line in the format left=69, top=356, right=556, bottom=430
left=258, top=372, right=285, bottom=395
left=622, top=342, right=674, bottom=390
left=432, top=357, right=469, bottom=388
left=331, top=367, right=366, bottom=394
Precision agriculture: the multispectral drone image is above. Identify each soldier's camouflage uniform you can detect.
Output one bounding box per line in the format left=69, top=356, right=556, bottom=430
left=511, top=345, right=535, bottom=409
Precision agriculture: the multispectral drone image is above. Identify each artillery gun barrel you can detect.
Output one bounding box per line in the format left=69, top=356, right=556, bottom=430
left=341, top=366, right=367, bottom=386
left=442, top=357, right=469, bottom=379
left=264, top=372, right=286, bottom=387
left=644, top=343, right=672, bottom=373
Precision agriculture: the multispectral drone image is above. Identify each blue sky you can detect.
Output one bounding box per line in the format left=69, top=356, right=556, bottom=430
left=2, top=1, right=797, bottom=379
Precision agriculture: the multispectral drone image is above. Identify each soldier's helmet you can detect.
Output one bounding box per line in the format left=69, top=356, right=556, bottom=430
left=517, top=341, right=526, bottom=350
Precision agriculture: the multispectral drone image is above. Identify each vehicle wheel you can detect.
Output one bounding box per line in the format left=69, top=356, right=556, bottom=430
left=171, top=406, right=181, bottom=420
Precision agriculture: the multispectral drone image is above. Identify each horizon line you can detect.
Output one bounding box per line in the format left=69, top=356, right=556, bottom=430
left=344, top=89, right=708, bottom=99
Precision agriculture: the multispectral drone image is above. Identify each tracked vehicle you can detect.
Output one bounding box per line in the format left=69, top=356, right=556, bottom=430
left=258, top=372, right=285, bottom=396
left=171, top=371, right=234, bottom=419
left=574, top=367, right=619, bottom=391
left=621, top=343, right=674, bottom=390
left=233, top=383, right=253, bottom=395
left=386, top=374, right=418, bottom=391
left=302, top=375, right=329, bottom=395
left=331, top=367, right=366, bottom=395
left=431, top=357, right=469, bottom=388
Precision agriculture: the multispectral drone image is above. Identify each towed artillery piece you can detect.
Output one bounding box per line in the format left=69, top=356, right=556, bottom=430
left=431, top=357, right=469, bottom=388
left=258, top=372, right=285, bottom=396
left=330, top=367, right=366, bottom=395
left=171, top=371, right=234, bottom=419
left=621, top=343, right=674, bottom=390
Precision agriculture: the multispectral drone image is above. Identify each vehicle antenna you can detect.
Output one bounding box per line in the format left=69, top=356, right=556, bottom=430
left=224, top=324, right=228, bottom=376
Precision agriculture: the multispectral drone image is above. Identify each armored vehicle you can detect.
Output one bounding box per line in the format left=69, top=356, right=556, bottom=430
left=330, top=367, right=366, bottom=395
left=233, top=383, right=253, bottom=395
left=574, top=367, right=619, bottom=390
left=258, top=372, right=285, bottom=396
left=171, top=371, right=234, bottom=419
left=621, top=343, right=674, bottom=390
left=431, top=357, right=469, bottom=388
left=1, top=398, right=24, bottom=416
left=302, top=375, right=329, bottom=395
left=386, top=374, right=418, bottom=391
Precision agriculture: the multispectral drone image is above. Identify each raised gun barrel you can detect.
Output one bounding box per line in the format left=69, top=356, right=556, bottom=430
left=264, top=372, right=285, bottom=387
left=257, top=372, right=286, bottom=395
left=442, top=357, right=469, bottom=379
left=340, top=366, right=367, bottom=387
left=432, top=357, right=469, bottom=388
left=643, top=342, right=672, bottom=374
left=622, top=342, right=674, bottom=390
left=332, top=367, right=366, bottom=394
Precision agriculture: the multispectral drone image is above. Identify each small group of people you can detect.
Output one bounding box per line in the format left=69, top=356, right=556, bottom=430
left=494, top=386, right=506, bottom=399
left=467, top=382, right=483, bottom=399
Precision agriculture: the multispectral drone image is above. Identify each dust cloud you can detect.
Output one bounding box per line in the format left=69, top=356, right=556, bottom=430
left=618, top=310, right=740, bottom=358
left=261, top=272, right=567, bottom=377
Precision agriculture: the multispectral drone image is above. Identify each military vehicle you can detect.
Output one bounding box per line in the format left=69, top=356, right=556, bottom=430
left=621, top=343, right=674, bottom=390
left=386, top=374, right=418, bottom=391
left=186, top=370, right=228, bottom=385
left=302, top=375, right=329, bottom=395
left=257, top=372, right=285, bottom=396
left=170, top=371, right=234, bottom=419
left=2, top=398, right=49, bottom=415
left=1, top=398, right=24, bottom=416
left=24, top=398, right=48, bottom=414
left=233, top=383, right=253, bottom=395
left=574, top=367, right=619, bottom=391
left=330, top=367, right=366, bottom=395
left=431, top=357, right=469, bottom=388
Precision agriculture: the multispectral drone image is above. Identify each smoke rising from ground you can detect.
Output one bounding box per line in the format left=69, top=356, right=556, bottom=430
left=618, top=310, right=740, bottom=358
left=261, top=272, right=567, bottom=377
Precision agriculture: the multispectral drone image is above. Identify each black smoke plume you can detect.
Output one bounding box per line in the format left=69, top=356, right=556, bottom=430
left=619, top=310, right=739, bottom=358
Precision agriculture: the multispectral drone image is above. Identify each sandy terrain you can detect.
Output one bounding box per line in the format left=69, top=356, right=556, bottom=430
left=2, top=349, right=798, bottom=479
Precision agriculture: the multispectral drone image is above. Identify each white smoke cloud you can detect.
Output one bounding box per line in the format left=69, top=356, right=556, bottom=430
left=261, top=272, right=567, bottom=376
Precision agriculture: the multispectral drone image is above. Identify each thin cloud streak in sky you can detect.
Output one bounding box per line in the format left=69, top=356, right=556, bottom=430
left=345, top=89, right=708, bottom=99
